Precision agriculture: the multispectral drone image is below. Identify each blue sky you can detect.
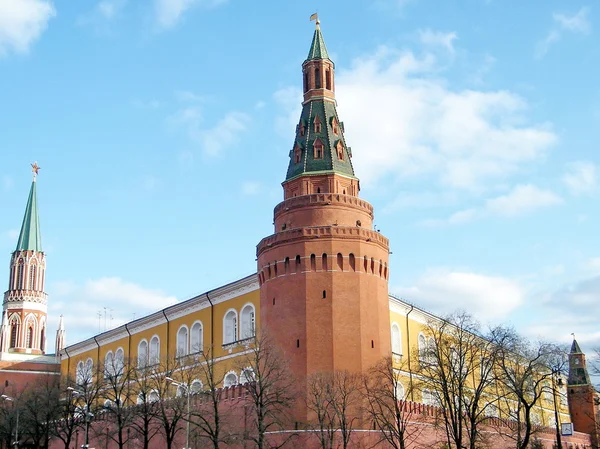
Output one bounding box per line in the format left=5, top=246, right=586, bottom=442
left=1, top=0, right=599, bottom=355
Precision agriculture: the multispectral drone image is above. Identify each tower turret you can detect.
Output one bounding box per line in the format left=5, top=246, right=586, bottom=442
left=2, top=163, right=48, bottom=355
left=567, top=336, right=599, bottom=445
left=257, top=18, right=391, bottom=424
left=55, top=314, right=65, bottom=359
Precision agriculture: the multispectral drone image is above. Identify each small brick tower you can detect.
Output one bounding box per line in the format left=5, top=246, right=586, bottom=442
left=1, top=163, right=48, bottom=355
left=256, top=18, right=391, bottom=422
left=567, top=337, right=599, bottom=446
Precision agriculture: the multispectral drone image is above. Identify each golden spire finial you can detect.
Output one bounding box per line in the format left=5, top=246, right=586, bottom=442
left=31, top=161, right=40, bottom=181
left=310, top=13, right=320, bottom=28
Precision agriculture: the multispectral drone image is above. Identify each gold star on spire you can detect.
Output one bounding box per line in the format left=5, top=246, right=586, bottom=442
left=31, top=162, right=40, bottom=181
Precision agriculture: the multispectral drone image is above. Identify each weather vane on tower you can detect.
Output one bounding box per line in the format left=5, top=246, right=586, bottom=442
left=31, top=161, right=40, bottom=181
left=310, top=12, right=320, bottom=28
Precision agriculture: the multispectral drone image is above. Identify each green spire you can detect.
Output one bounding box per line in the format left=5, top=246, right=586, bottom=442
left=307, top=22, right=330, bottom=61
left=15, top=166, right=42, bottom=253
left=571, top=338, right=583, bottom=354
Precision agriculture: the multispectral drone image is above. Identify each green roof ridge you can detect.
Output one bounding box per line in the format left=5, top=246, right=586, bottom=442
left=307, top=25, right=330, bottom=61
left=16, top=180, right=42, bottom=252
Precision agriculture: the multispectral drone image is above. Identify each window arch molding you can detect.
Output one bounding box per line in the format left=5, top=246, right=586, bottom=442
left=104, top=351, right=115, bottom=378
left=137, top=339, right=149, bottom=368
left=395, top=382, right=405, bottom=400
left=223, top=309, right=238, bottom=345
left=418, top=333, right=426, bottom=356
left=190, top=321, right=203, bottom=354
left=115, top=347, right=125, bottom=374
left=149, top=335, right=160, bottom=365
left=240, top=303, right=256, bottom=340
left=391, top=322, right=402, bottom=356
left=176, top=325, right=189, bottom=357
left=76, top=361, right=85, bottom=385
left=223, top=370, right=238, bottom=388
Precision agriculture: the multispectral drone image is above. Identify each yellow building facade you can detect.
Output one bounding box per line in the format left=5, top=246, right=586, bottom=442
left=60, top=276, right=571, bottom=427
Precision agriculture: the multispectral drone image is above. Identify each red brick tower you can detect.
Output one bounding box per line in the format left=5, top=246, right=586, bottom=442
left=567, top=338, right=599, bottom=446
left=256, top=18, right=391, bottom=422
left=1, top=163, right=48, bottom=355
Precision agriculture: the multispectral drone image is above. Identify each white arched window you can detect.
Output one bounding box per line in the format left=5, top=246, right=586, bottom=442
left=115, top=348, right=125, bottom=375
left=395, top=382, right=405, bottom=400
left=391, top=323, right=402, bottom=355
left=104, top=351, right=115, bottom=378
left=223, top=310, right=238, bottom=345
left=223, top=371, right=238, bottom=388
left=240, top=304, right=256, bottom=339
left=138, top=340, right=148, bottom=368
left=190, top=321, right=203, bottom=353
left=149, top=336, right=160, bottom=365
left=240, top=368, right=255, bottom=384
left=191, top=380, right=203, bottom=394
left=148, top=390, right=160, bottom=403
left=177, top=326, right=188, bottom=356
left=76, top=361, right=85, bottom=385
left=83, top=358, right=93, bottom=384
left=418, top=333, right=426, bottom=361
left=422, top=389, right=433, bottom=406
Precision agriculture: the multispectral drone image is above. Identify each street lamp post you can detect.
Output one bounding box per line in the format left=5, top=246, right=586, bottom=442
left=166, top=377, right=190, bottom=449
left=552, top=373, right=564, bottom=449
left=1, top=394, right=19, bottom=447
left=67, top=387, right=94, bottom=449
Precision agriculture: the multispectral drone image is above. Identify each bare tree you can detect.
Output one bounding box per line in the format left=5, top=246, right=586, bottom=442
left=494, top=329, right=567, bottom=449
left=237, top=333, right=297, bottom=449
left=19, top=374, right=61, bottom=449
left=185, top=346, right=235, bottom=449
left=307, top=372, right=337, bottom=449
left=129, top=363, right=161, bottom=449
left=416, top=312, right=504, bottom=449
left=306, top=370, right=362, bottom=449
left=100, top=355, right=137, bottom=449
left=149, top=356, right=187, bottom=449
left=364, top=357, right=422, bottom=449
left=51, top=375, right=83, bottom=449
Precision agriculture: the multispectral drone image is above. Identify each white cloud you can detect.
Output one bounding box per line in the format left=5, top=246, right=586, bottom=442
left=382, top=190, right=458, bottom=213
left=536, top=7, right=592, bottom=58
left=562, top=161, right=597, bottom=195
left=241, top=181, right=261, bottom=196
left=535, top=30, right=561, bottom=59
left=197, top=111, right=249, bottom=156
left=276, top=46, right=556, bottom=190
left=47, top=277, right=177, bottom=344
left=554, top=7, right=592, bottom=35
left=421, top=184, right=562, bottom=226
left=155, top=0, right=227, bottom=29
left=273, top=86, right=302, bottom=138
left=97, top=0, right=126, bottom=19
left=534, top=273, right=600, bottom=348
left=169, top=90, right=249, bottom=156
left=175, top=90, right=205, bottom=103
left=133, top=99, right=161, bottom=110
left=393, top=269, right=524, bottom=321
left=484, top=184, right=562, bottom=217
left=418, top=29, right=458, bottom=53
left=585, top=257, right=600, bottom=274
left=0, top=0, right=55, bottom=56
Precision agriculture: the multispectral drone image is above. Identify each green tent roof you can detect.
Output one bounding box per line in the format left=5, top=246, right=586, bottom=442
left=15, top=180, right=42, bottom=252
left=306, top=25, right=330, bottom=61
